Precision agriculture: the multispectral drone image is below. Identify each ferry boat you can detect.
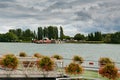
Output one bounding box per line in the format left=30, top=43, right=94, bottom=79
left=32, top=37, right=61, bottom=44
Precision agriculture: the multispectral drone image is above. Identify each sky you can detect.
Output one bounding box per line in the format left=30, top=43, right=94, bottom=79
left=0, top=0, right=120, bottom=36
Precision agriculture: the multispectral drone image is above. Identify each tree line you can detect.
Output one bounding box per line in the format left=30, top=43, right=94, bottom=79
left=73, top=31, right=120, bottom=43
left=37, top=26, right=64, bottom=40
left=0, top=26, right=64, bottom=42
left=0, top=26, right=119, bottom=43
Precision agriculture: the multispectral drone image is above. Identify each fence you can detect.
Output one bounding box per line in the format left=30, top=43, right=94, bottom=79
left=0, top=57, right=120, bottom=79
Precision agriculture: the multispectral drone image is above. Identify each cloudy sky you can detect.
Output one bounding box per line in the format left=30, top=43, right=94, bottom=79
left=0, top=0, right=120, bottom=36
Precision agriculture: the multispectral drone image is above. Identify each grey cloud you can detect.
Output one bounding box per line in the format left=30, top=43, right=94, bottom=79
left=43, top=1, right=72, bottom=12
left=0, top=0, right=15, bottom=2
left=75, top=11, right=92, bottom=21
left=0, top=0, right=120, bottom=36
left=0, top=3, right=10, bottom=8
left=0, top=1, right=17, bottom=8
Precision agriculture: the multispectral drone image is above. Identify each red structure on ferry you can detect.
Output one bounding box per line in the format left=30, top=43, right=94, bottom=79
left=32, top=37, right=56, bottom=44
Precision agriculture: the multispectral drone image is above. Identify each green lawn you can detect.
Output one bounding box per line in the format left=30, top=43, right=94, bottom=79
left=67, top=70, right=120, bottom=80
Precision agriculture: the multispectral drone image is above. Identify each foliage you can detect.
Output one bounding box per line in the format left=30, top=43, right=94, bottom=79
left=43, top=27, right=48, bottom=38
left=19, top=52, right=27, bottom=57
left=0, top=32, right=18, bottom=42
left=0, top=54, right=18, bottom=70
left=102, top=34, right=112, bottom=43
left=87, top=31, right=102, bottom=41
left=73, top=55, right=84, bottom=64
left=64, top=35, right=71, bottom=40
left=111, top=32, right=120, bottom=43
left=37, top=26, right=59, bottom=40
left=38, top=27, right=43, bottom=40
left=37, top=56, right=54, bottom=71
left=52, top=54, right=63, bottom=60
left=98, top=57, right=113, bottom=67
left=99, top=64, right=119, bottom=80
left=65, top=62, right=83, bottom=75
left=60, top=26, right=64, bottom=40
left=0, top=27, right=120, bottom=43
left=53, top=27, right=58, bottom=39
left=34, top=53, right=43, bottom=58
left=22, top=29, right=34, bottom=41
left=74, top=33, right=85, bottom=41
left=47, top=26, right=58, bottom=40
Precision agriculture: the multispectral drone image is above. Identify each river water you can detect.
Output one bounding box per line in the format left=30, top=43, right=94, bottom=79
left=0, top=43, right=120, bottom=66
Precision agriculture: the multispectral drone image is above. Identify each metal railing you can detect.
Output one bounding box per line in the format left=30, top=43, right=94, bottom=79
left=0, top=57, right=120, bottom=78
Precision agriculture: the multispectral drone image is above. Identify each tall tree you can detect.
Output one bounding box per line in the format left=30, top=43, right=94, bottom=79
left=33, top=30, right=37, bottom=39
left=88, top=33, right=94, bottom=41
left=9, top=29, right=16, bottom=34
left=111, top=32, right=120, bottom=43
left=94, top=31, right=102, bottom=41
left=48, top=26, right=54, bottom=39
left=60, top=26, right=64, bottom=40
left=102, top=34, right=111, bottom=43
left=16, top=28, right=22, bottom=39
left=22, top=29, right=34, bottom=41
left=87, top=31, right=102, bottom=41
left=37, top=27, right=43, bottom=40
left=53, top=27, right=58, bottom=39
left=43, top=27, right=48, bottom=38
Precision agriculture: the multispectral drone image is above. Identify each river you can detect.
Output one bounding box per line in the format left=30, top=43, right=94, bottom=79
left=0, top=43, right=120, bottom=66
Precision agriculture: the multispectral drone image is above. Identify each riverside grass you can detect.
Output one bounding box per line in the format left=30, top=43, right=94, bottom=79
left=73, top=70, right=120, bottom=80
left=77, top=70, right=120, bottom=80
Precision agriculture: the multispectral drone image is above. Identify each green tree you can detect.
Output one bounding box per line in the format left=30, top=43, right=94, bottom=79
left=64, top=35, right=71, bottom=40
left=16, top=28, right=22, bottom=39
left=102, top=34, right=112, bottom=43
left=0, top=32, right=18, bottom=42
left=87, top=33, right=94, bottom=41
left=0, top=34, right=6, bottom=42
left=22, top=29, right=34, bottom=41
left=111, top=32, right=120, bottom=43
left=94, top=31, right=102, bottom=41
left=53, top=27, right=58, bottom=39
left=43, top=27, right=48, bottom=38
left=6, top=32, right=18, bottom=41
left=33, top=30, right=37, bottom=39
left=74, top=33, right=85, bottom=41
left=9, top=29, right=16, bottom=34
left=60, top=26, right=64, bottom=40
left=87, top=31, right=102, bottom=41
left=48, top=26, right=54, bottom=39
left=37, top=27, right=43, bottom=40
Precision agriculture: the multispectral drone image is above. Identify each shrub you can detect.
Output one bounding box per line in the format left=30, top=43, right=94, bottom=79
left=73, top=55, right=84, bottom=64
left=1, top=54, right=18, bottom=70
left=34, top=53, right=43, bottom=58
left=65, top=62, right=83, bottom=75
left=98, top=57, right=113, bottom=67
left=37, top=56, right=54, bottom=71
left=19, top=52, right=27, bottom=57
left=99, top=64, right=119, bottom=80
left=52, top=54, right=63, bottom=60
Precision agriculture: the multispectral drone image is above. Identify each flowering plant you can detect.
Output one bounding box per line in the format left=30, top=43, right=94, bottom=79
left=98, top=57, right=113, bottom=67
left=52, top=54, right=63, bottom=60
left=19, top=52, right=27, bottom=57
left=34, top=53, right=43, bottom=58
left=37, top=56, right=54, bottom=71
left=99, top=64, right=119, bottom=80
left=65, top=62, right=83, bottom=75
left=73, top=55, right=83, bottom=64
left=1, top=54, right=18, bottom=70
